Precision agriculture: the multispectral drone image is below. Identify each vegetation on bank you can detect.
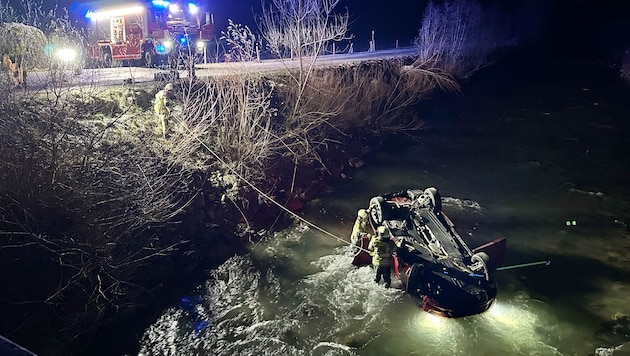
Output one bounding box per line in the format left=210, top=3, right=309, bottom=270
left=0, top=0, right=507, bottom=353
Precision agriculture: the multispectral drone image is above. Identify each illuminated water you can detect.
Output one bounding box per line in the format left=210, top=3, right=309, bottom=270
left=138, top=63, right=630, bottom=355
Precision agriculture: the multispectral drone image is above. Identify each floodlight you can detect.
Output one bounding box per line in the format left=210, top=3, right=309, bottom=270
left=56, top=48, right=78, bottom=62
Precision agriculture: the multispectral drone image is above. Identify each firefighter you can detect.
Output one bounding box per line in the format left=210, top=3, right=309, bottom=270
left=369, top=225, right=396, bottom=288
left=3, top=40, right=25, bottom=86
left=350, top=208, right=370, bottom=243
left=154, top=83, right=175, bottom=138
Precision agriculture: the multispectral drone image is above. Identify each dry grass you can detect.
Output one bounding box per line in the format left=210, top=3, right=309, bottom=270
left=0, top=82, right=200, bottom=342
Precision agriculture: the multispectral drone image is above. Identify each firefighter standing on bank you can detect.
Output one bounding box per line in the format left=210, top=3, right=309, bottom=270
left=369, top=225, right=396, bottom=288
left=154, top=83, right=175, bottom=138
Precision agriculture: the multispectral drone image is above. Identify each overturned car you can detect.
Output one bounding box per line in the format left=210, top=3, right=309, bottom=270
left=353, top=187, right=506, bottom=318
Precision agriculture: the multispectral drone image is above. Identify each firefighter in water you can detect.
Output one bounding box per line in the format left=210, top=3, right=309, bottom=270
left=350, top=208, right=370, bottom=243
left=369, top=225, right=396, bottom=288
left=154, top=83, right=176, bottom=138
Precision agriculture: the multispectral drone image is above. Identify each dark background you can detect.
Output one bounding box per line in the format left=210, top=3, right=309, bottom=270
left=2, top=0, right=628, bottom=62
left=13, top=0, right=627, bottom=62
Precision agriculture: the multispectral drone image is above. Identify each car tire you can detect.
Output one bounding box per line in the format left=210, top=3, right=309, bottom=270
left=471, top=252, right=490, bottom=281
left=143, top=50, right=154, bottom=68
left=424, top=187, right=442, bottom=214
left=369, top=196, right=390, bottom=225
left=100, top=51, right=112, bottom=68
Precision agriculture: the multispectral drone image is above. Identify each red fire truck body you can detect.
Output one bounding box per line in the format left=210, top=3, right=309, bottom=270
left=85, top=1, right=214, bottom=67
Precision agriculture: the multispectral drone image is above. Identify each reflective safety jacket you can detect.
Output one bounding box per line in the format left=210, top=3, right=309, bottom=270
left=154, top=90, right=171, bottom=115
left=368, top=235, right=395, bottom=267
left=350, top=216, right=368, bottom=242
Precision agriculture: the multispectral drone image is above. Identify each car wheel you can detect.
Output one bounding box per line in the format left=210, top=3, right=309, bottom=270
left=100, top=51, right=112, bottom=68
left=471, top=252, right=490, bottom=281
left=424, top=187, right=442, bottom=214
left=144, top=50, right=154, bottom=68
left=369, top=196, right=387, bottom=224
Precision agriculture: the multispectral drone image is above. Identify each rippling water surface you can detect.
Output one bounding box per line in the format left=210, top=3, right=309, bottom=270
left=139, top=63, right=630, bottom=355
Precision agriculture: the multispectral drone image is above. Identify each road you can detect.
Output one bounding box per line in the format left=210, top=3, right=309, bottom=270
left=26, top=47, right=418, bottom=89
left=194, top=46, right=417, bottom=75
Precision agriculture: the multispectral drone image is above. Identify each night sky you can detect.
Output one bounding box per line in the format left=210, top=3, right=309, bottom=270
left=205, top=0, right=429, bottom=49
left=11, top=0, right=630, bottom=61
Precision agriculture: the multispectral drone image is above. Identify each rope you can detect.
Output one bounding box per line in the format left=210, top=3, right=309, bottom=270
left=496, top=260, right=551, bottom=271
left=172, top=122, right=369, bottom=323
left=172, top=109, right=370, bottom=252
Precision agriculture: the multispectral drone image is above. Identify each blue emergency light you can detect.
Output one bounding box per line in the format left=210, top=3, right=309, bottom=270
left=156, top=45, right=167, bottom=54
left=188, top=3, right=199, bottom=14
left=152, top=0, right=170, bottom=8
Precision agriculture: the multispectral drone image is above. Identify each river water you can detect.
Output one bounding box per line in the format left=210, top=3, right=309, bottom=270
left=137, top=61, right=630, bottom=355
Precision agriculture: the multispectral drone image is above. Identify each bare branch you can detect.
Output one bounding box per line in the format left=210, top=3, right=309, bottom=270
left=415, top=0, right=497, bottom=78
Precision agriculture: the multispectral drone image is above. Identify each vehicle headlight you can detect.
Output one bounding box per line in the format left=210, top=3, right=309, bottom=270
left=164, top=40, right=173, bottom=49
left=196, top=41, right=205, bottom=49
left=55, top=48, right=78, bottom=63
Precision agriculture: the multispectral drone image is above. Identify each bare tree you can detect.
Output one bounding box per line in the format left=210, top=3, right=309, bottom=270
left=259, top=0, right=349, bottom=118
left=260, top=0, right=350, bottom=61
left=221, top=19, right=260, bottom=62
left=0, top=0, right=18, bottom=23
left=415, top=0, right=495, bottom=78
left=254, top=0, right=352, bottom=168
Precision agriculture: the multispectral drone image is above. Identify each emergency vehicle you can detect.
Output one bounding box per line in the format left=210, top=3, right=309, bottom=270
left=84, top=0, right=215, bottom=67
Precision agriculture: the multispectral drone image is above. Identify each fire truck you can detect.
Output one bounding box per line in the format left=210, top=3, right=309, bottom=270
left=84, top=0, right=215, bottom=67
